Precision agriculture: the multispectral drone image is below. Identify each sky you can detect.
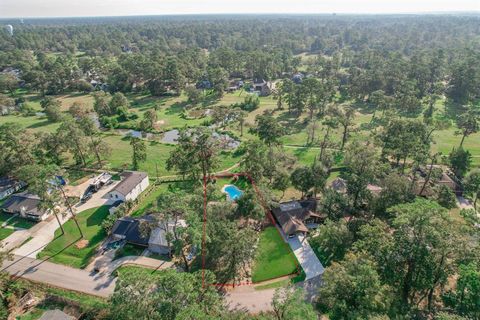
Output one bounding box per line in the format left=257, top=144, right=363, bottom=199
left=1, top=0, right=479, bottom=18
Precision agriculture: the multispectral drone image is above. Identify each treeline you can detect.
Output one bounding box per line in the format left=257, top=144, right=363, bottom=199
left=1, top=15, right=479, bottom=54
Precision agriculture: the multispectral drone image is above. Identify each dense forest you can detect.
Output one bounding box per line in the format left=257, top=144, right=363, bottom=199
left=0, top=14, right=480, bottom=320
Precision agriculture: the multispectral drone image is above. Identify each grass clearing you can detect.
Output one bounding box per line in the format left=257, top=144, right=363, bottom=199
left=131, top=183, right=172, bottom=217
left=0, top=228, right=14, bottom=240
left=251, top=226, right=299, bottom=283
left=103, top=133, right=241, bottom=177
left=37, top=206, right=109, bottom=269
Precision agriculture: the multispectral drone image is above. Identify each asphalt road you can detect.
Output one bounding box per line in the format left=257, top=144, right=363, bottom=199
left=1, top=255, right=116, bottom=297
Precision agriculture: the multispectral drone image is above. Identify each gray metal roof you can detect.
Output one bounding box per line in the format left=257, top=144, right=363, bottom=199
left=112, top=171, right=148, bottom=196
left=1, top=192, right=43, bottom=216
left=39, top=310, right=75, bottom=320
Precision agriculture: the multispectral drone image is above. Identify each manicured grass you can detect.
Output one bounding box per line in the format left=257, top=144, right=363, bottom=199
left=103, top=133, right=241, bottom=177
left=0, top=212, right=36, bottom=229
left=37, top=206, right=110, bottom=269
left=0, top=114, right=60, bottom=133
left=131, top=183, right=171, bottom=217
left=0, top=228, right=14, bottom=240
left=251, top=226, right=299, bottom=283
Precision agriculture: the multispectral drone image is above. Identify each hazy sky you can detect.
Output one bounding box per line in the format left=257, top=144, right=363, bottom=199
left=1, top=0, right=479, bottom=18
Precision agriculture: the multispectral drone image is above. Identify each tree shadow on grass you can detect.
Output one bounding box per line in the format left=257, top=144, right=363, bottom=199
left=85, top=206, right=109, bottom=227
left=27, top=120, right=52, bottom=129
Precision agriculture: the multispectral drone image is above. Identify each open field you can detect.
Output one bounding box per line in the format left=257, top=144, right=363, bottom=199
left=2, top=92, right=479, bottom=180
left=102, top=133, right=241, bottom=177
left=251, top=226, right=299, bottom=283
left=37, top=206, right=109, bottom=269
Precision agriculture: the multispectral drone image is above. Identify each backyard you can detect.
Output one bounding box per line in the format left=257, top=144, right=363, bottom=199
left=251, top=226, right=300, bottom=283
left=37, top=206, right=110, bottom=269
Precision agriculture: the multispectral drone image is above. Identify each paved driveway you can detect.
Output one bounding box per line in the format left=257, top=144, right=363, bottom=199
left=288, top=235, right=324, bottom=280
left=3, top=182, right=119, bottom=258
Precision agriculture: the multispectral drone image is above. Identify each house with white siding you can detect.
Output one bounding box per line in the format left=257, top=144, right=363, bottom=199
left=108, top=171, right=149, bottom=202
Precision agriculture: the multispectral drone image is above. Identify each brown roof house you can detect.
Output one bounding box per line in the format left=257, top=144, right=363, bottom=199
left=108, top=171, right=149, bottom=202
left=415, top=165, right=463, bottom=196
left=271, top=199, right=325, bottom=238
left=252, top=79, right=275, bottom=96
left=330, top=177, right=383, bottom=196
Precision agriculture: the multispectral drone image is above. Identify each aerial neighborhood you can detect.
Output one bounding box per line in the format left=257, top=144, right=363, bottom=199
left=0, top=7, right=479, bottom=320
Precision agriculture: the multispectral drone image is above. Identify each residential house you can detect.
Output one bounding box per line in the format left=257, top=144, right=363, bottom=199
left=111, top=215, right=186, bottom=255
left=252, top=79, right=275, bottom=96
left=0, top=192, right=49, bottom=221
left=108, top=200, right=124, bottom=215
left=415, top=165, right=463, bottom=196
left=292, top=73, right=304, bottom=84
left=330, top=177, right=383, bottom=196
left=196, top=80, right=212, bottom=90
left=39, top=310, right=76, bottom=320
left=0, top=177, right=26, bottom=200
left=271, top=199, right=325, bottom=238
left=108, top=171, right=149, bottom=202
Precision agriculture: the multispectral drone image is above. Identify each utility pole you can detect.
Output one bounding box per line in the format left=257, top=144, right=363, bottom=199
left=59, top=186, right=84, bottom=238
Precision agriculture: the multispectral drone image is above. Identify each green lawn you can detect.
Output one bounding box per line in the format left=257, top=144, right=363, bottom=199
left=0, top=228, right=14, bottom=240
left=0, top=212, right=36, bottom=229
left=0, top=114, right=60, bottom=133
left=131, top=183, right=172, bottom=217
left=37, top=206, right=110, bottom=269
left=251, top=226, right=300, bottom=283
left=103, top=133, right=241, bottom=177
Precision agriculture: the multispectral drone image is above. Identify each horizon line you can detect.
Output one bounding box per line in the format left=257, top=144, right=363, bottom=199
left=1, top=11, right=480, bottom=20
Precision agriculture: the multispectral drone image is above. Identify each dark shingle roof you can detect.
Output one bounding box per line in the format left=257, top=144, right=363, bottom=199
left=112, top=171, right=148, bottom=196
left=1, top=192, right=43, bottom=217
left=0, top=177, right=23, bottom=193
left=111, top=215, right=155, bottom=246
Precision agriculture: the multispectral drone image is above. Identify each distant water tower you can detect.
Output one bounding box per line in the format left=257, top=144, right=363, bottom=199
left=5, top=24, right=13, bottom=36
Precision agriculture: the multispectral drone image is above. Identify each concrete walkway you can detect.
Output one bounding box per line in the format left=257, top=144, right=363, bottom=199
left=288, top=235, right=324, bottom=280
left=13, top=211, right=72, bottom=258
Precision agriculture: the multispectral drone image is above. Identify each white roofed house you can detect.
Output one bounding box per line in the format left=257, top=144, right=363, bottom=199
left=108, top=171, right=149, bottom=202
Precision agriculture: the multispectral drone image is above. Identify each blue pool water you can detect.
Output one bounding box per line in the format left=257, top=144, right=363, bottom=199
left=224, top=185, right=243, bottom=200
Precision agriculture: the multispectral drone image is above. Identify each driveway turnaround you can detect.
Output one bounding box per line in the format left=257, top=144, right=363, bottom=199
left=225, top=286, right=276, bottom=313
left=288, top=235, right=324, bottom=280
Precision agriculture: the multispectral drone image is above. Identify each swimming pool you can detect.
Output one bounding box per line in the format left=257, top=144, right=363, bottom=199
left=223, top=185, right=243, bottom=201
